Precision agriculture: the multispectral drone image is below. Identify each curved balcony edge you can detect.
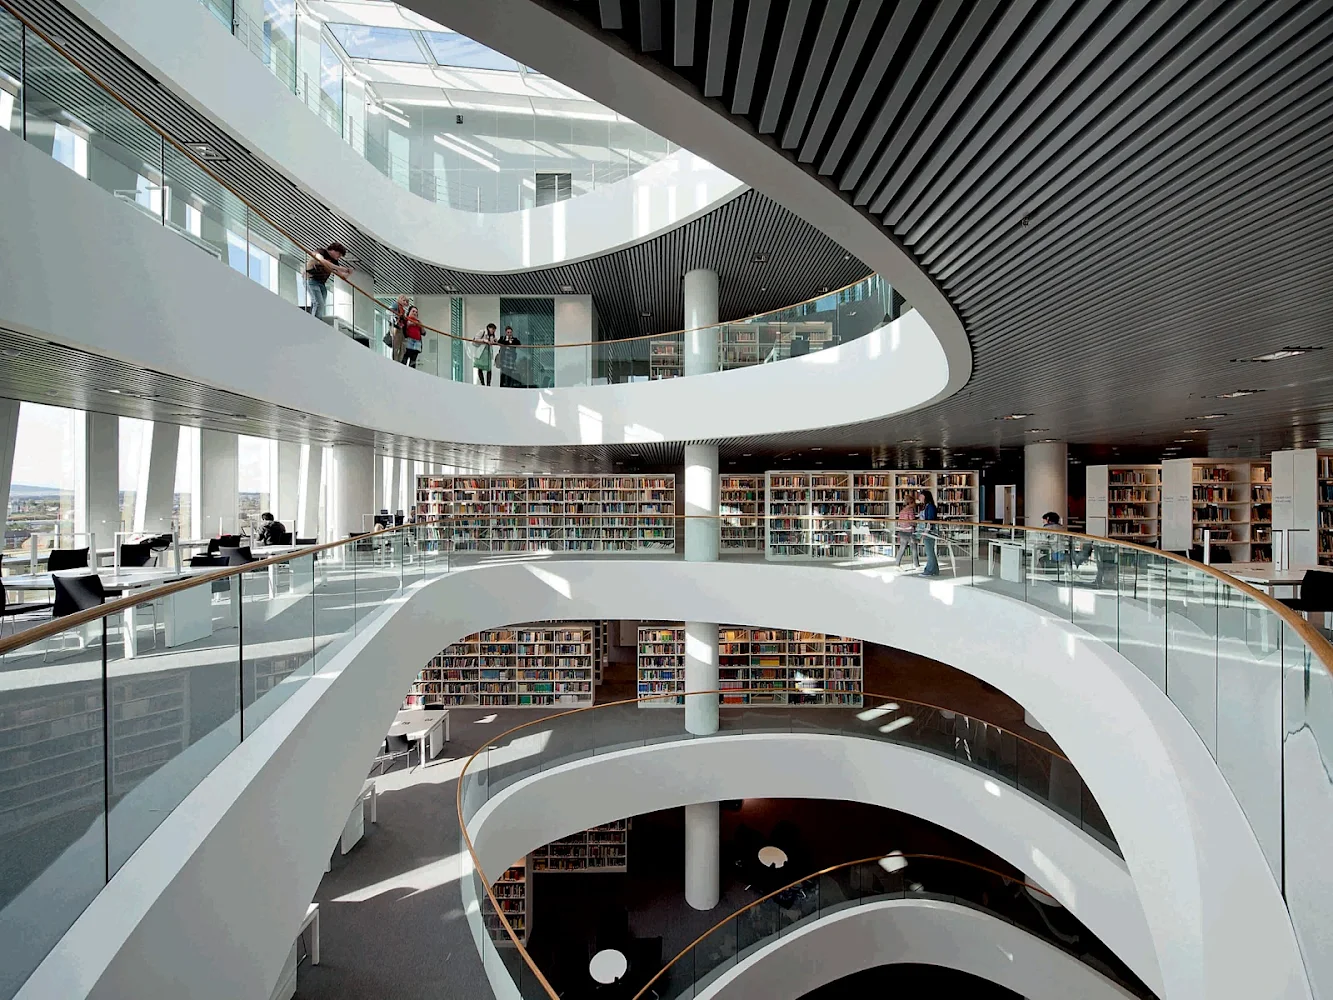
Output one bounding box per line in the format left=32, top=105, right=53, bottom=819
left=687, top=897, right=1141, bottom=1000
left=0, top=126, right=955, bottom=446
left=460, top=731, right=1158, bottom=996
left=57, top=0, right=751, bottom=273
left=7, top=556, right=1307, bottom=1000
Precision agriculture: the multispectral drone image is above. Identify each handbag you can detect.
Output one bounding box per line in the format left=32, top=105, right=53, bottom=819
left=383, top=332, right=394, bottom=348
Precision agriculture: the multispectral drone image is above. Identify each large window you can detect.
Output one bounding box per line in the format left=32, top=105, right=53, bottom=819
left=7, top=403, right=79, bottom=556
left=175, top=426, right=199, bottom=539
left=118, top=417, right=152, bottom=532
left=237, top=434, right=277, bottom=531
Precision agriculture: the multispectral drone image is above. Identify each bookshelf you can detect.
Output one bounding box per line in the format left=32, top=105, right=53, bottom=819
left=721, top=475, right=765, bottom=552
left=593, top=620, right=610, bottom=684
left=529, top=820, right=629, bottom=872
left=637, top=625, right=684, bottom=704
left=719, top=325, right=761, bottom=368
left=404, top=623, right=596, bottom=708
left=488, top=861, right=528, bottom=945
left=0, top=684, right=105, bottom=836
left=413, top=474, right=676, bottom=554
left=638, top=625, right=862, bottom=707
left=649, top=338, right=682, bottom=379
left=766, top=470, right=979, bottom=560
left=1086, top=465, right=1161, bottom=544
left=1162, top=458, right=1271, bottom=562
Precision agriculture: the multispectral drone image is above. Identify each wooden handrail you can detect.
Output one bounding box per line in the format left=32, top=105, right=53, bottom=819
left=631, top=851, right=1054, bottom=1000
left=453, top=685, right=1085, bottom=1000
left=0, top=1, right=878, bottom=352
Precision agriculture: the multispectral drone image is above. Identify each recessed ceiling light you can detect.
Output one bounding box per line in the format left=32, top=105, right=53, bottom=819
left=1026, top=427, right=1049, bottom=433
left=996, top=413, right=1031, bottom=421
left=811, top=447, right=822, bottom=451
left=104, top=388, right=122, bottom=394
left=629, top=453, right=639, bottom=458
left=843, top=253, right=851, bottom=261
left=1233, top=347, right=1321, bottom=362
left=231, top=413, right=249, bottom=419
left=742, top=453, right=752, bottom=457
left=1174, top=439, right=1192, bottom=443
left=751, top=252, right=771, bottom=264
left=1194, top=413, right=1229, bottom=420
left=640, top=312, right=651, bottom=319
left=560, top=285, right=574, bottom=293
left=819, top=286, right=830, bottom=293
left=1215, top=389, right=1264, bottom=399
left=848, top=452, right=859, bottom=456
left=183, top=141, right=227, bottom=161
left=760, top=287, right=767, bottom=292
left=1183, top=428, right=1206, bottom=433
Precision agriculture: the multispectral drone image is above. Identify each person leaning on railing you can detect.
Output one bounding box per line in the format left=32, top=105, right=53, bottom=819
left=304, top=242, right=352, bottom=325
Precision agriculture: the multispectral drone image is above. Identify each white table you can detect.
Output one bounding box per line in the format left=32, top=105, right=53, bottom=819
left=251, top=545, right=312, bottom=598
left=6, top=567, right=225, bottom=658
left=1225, top=563, right=1330, bottom=593
left=758, top=845, right=788, bottom=869
left=299, top=903, right=320, bottom=965
left=589, top=948, right=627, bottom=984
left=986, top=538, right=1026, bottom=583
left=386, top=709, right=450, bottom=769
left=339, top=779, right=378, bottom=855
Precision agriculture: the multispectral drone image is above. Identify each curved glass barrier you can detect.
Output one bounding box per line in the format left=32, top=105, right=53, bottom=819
left=634, top=853, right=1154, bottom=1000
left=0, top=2, right=895, bottom=390
left=197, top=0, right=680, bottom=214
left=0, top=510, right=1328, bottom=997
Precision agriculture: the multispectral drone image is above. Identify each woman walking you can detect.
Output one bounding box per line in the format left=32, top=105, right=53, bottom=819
left=916, top=489, right=939, bottom=576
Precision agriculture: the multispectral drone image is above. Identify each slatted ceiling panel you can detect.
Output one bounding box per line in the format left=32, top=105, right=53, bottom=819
left=1, top=0, right=866, bottom=337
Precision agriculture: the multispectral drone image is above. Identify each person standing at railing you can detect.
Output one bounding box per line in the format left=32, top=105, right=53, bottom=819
left=496, top=325, right=522, bottom=387
left=916, top=489, right=939, bottom=576
left=304, top=242, right=351, bottom=325
left=895, top=499, right=919, bottom=568
left=473, top=323, right=497, bottom=386
left=389, top=294, right=409, bottom=362
left=401, top=306, right=424, bottom=369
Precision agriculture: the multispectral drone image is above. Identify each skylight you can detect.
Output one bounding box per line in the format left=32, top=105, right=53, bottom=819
left=422, top=30, right=524, bottom=72
left=327, top=24, right=430, bottom=63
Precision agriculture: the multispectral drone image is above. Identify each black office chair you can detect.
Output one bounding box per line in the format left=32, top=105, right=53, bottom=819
left=46, top=548, right=89, bottom=571
left=206, top=534, right=243, bottom=555
left=1281, top=571, right=1333, bottom=615
left=47, top=574, right=107, bottom=659
left=295, top=537, right=317, bottom=547
left=119, top=542, right=154, bottom=567
left=217, top=546, right=257, bottom=566
left=190, top=554, right=227, bottom=568
left=0, top=580, right=53, bottom=636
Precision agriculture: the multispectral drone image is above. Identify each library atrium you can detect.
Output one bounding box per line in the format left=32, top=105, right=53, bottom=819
left=1, top=1, right=1332, bottom=999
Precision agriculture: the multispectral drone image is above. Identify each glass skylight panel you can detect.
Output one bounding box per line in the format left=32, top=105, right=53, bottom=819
left=327, top=23, right=429, bottom=63
left=422, top=30, right=522, bottom=71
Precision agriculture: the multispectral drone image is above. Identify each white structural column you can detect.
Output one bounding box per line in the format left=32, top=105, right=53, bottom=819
left=297, top=445, right=323, bottom=540
left=141, top=422, right=181, bottom=535
left=199, top=430, right=239, bottom=536
left=328, top=444, right=375, bottom=539
left=77, top=412, right=119, bottom=552
left=1024, top=441, right=1068, bottom=527
left=277, top=441, right=301, bottom=524
left=685, top=621, right=720, bottom=735
left=684, top=443, right=720, bottom=562
left=0, top=399, right=18, bottom=523
left=684, top=802, right=721, bottom=911
left=682, top=268, right=719, bottom=378
left=683, top=433, right=721, bottom=909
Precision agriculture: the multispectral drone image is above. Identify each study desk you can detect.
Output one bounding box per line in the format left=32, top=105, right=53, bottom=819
left=386, top=709, right=450, bottom=769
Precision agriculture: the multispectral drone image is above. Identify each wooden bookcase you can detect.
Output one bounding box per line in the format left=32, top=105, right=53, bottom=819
left=488, top=861, right=528, bottom=945
left=413, top=474, right=675, bottom=554
left=1162, top=458, right=1272, bottom=562
left=404, top=622, right=596, bottom=708
left=720, top=475, right=765, bottom=552
left=529, top=820, right=628, bottom=872
left=638, top=625, right=862, bottom=707
left=765, top=470, right=979, bottom=561
left=649, top=338, right=682, bottom=378
left=1086, top=465, right=1161, bottom=544
left=719, top=325, right=761, bottom=368
left=1270, top=449, right=1333, bottom=566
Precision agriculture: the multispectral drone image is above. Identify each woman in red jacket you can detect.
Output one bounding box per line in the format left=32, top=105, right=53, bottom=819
left=401, top=305, right=424, bottom=368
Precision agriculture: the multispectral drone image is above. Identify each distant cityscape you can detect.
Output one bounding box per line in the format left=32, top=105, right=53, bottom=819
left=4, top=487, right=269, bottom=555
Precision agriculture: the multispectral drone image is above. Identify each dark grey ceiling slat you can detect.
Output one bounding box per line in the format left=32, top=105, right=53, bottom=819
left=864, top=0, right=1038, bottom=216
left=598, top=0, right=624, bottom=30
left=903, top=0, right=1162, bottom=248
left=730, top=0, right=772, bottom=116
left=673, top=0, right=697, bottom=66
left=887, top=0, right=1117, bottom=234
left=638, top=0, right=662, bottom=52
left=815, top=0, right=921, bottom=177
left=916, top=0, right=1240, bottom=263
left=778, top=0, right=849, bottom=150
left=757, top=0, right=810, bottom=134
left=704, top=0, right=735, bottom=97
left=939, top=2, right=1333, bottom=284
left=795, top=0, right=883, bottom=164
left=843, top=0, right=995, bottom=196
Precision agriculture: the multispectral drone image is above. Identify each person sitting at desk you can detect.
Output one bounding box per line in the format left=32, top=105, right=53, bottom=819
left=257, top=512, right=287, bottom=545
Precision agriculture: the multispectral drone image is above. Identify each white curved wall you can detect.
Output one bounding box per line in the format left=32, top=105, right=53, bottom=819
left=14, top=560, right=1309, bottom=1000
left=0, top=128, right=953, bottom=445
left=409, top=0, right=972, bottom=398
left=60, top=0, right=746, bottom=272
left=696, top=898, right=1140, bottom=1000
left=464, top=733, right=1158, bottom=994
